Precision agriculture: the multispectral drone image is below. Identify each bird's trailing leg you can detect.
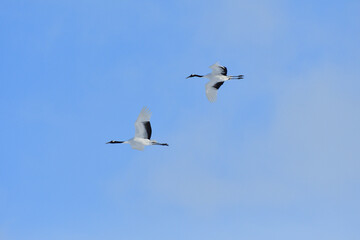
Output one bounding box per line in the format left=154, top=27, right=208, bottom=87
left=106, top=140, right=124, bottom=144
left=229, top=75, right=244, bottom=79
left=153, top=142, right=169, bottom=146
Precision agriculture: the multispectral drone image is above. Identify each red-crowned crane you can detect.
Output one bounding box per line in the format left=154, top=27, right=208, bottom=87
left=187, top=62, right=244, bottom=102
left=106, top=107, right=168, bottom=151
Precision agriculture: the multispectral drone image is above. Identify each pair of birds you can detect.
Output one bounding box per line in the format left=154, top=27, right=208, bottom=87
left=107, top=62, right=244, bottom=150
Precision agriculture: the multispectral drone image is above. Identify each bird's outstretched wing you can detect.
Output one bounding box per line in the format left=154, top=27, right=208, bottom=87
left=209, top=62, right=227, bottom=76
left=134, top=107, right=152, bottom=139
left=205, top=80, right=224, bottom=102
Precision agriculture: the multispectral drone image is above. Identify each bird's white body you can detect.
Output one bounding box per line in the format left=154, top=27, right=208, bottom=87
left=204, top=73, right=229, bottom=81
left=125, top=138, right=152, bottom=151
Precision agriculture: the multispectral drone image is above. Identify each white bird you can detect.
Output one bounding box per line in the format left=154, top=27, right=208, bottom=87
left=106, top=107, right=168, bottom=151
left=186, top=62, right=244, bottom=102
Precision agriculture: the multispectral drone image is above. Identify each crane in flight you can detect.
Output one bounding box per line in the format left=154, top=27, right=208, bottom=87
left=106, top=107, right=168, bottom=151
left=186, top=62, right=244, bottom=102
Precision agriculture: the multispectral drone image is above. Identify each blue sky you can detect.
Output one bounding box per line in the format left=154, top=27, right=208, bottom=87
left=1, top=0, right=360, bottom=239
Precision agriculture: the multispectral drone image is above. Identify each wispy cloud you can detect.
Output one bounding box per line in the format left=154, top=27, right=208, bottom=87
left=107, top=63, right=360, bottom=214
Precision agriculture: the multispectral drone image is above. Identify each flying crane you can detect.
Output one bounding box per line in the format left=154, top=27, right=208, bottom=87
left=107, top=107, right=168, bottom=151
left=187, top=62, right=244, bottom=102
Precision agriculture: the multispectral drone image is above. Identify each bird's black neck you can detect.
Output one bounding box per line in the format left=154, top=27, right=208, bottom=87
left=107, top=141, right=124, bottom=144
left=187, top=74, right=203, bottom=78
